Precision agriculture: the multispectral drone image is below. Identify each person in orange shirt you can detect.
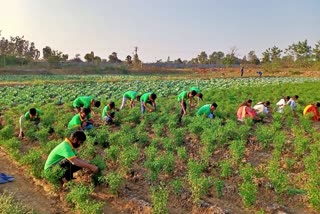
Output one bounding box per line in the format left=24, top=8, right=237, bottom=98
left=237, top=99, right=262, bottom=122
left=303, top=102, right=320, bottom=121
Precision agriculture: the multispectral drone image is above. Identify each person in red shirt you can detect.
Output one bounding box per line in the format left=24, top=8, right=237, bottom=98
left=237, top=99, right=262, bottom=122
left=303, top=102, right=320, bottom=121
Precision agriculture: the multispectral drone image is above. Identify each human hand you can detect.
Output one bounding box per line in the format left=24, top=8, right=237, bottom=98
left=148, top=109, right=153, bottom=112
left=18, top=131, right=24, bottom=138
left=90, top=165, right=99, bottom=173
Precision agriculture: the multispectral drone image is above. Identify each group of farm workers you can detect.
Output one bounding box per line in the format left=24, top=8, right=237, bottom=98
left=17, top=88, right=320, bottom=183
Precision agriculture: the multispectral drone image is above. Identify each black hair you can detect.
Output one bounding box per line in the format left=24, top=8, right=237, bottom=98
left=294, top=95, right=299, bottom=99
left=70, top=131, right=86, bottom=142
left=266, top=101, right=271, bottom=106
left=198, top=93, right=203, bottom=100
left=82, top=108, right=91, bottom=115
left=29, top=108, right=37, bottom=116
left=109, top=101, right=115, bottom=108
left=240, top=99, right=252, bottom=107
left=212, top=102, right=218, bottom=108
left=190, top=90, right=197, bottom=96
left=136, top=95, right=141, bottom=101
left=94, top=100, right=101, bottom=108
left=286, top=96, right=291, bottom=100
left=151, top=93, right=157, bottom=100
left=316, top=102, right=320, bottom=108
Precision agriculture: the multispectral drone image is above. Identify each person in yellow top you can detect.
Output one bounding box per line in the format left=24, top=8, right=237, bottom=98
left=303, top=102, right=320, bottom=121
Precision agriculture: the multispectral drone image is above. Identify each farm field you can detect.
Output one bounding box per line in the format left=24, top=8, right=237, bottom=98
left=0, top=75, right=320, bottom=214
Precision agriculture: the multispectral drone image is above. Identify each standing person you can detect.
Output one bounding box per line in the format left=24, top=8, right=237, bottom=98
left=178, top=90, right=197, bottom=123
left=287, top=95, right=299, bottom=116
left=237, top=99, right=261, bottom=122
left=303, top=102, right=320, bottom=121
left=276, top=96, right=291, bottom=113
left=253, top=101, right=271, bottom=115
left=102, top=101, right=118, bottom=125
left=68, top=108, right=93, bottom=131
left=73, top=96, right=100, bottom=114
left=44, top=131, right=99, bottom=182
left=197, top=102, right=218, bottom=118
left=19, top=108, right=42, bottom=138
left=240, top=66, right=244, bottom=77
left=120, top=91, right=141, bottom=110
left=140, top=92, right=157, bottom=114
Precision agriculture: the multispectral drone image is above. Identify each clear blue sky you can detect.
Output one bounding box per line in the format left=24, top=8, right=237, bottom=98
left=0, top=0, right=319, bottom=62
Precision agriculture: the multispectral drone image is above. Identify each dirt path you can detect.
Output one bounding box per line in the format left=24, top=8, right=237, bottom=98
left=0, top=147, right=69, bottom=214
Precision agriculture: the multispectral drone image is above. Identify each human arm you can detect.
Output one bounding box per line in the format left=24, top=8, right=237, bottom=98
left=180, top=99, right=187, bottom=115
left=70, top=157, right=99, bottom=173
left=143, top=102, right=154, bottom=112
left=19, top=115, right=25, bottom=138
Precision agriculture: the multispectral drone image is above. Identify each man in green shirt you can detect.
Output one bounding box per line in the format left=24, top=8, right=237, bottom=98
left=19, top=108, right=42, bottom=138
left=68, top=108, right=93, bottom=131
left=102, top=101, right=118, bottom=125
left=178, top=90, right=197, bottom=123
left=120, top=91, right=141, bottom=110
left=44, top=131, right=98, bottom=181
left=197, top=103, right=218, bottom=118
left=140, top=92, right=157, bottom=114
left=73, top=96, right=100, bottom=113
left=190, top=86, right=203, bottom=106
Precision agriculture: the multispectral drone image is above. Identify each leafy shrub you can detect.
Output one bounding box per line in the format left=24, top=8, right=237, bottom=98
left=151, top=184, right=169, bottom=214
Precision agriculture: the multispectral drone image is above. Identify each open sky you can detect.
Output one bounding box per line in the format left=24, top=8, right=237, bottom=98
left=0, top=0, right=319, bottom=62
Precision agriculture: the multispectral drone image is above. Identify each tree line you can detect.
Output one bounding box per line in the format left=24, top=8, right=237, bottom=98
left=0, top=30, right=319, bottom=69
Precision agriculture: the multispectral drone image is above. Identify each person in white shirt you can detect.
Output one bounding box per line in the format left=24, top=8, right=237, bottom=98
left=276, top=96, right=290, bottom=113
left=253, top=101, right=270, bottom=115
left=287, top=95, right=299, bottom=116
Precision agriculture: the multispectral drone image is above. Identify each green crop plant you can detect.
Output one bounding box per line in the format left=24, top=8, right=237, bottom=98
left=66, top=182, right=104, bottom=213
left=299, top=115, right=313, bottom=133
left=214, top=178, right=224, bottom=198
left=152, top=123, right=164, bottom=137
left=176, top=146, right=188, bottom=161
left=272, top=131, right=286, bottom=152
left=35, top=127, right=50, bottom=144
left=151, top=184, right=169, bottom=214
left=239, top=181, right=257, bottom=207
left=20, top=149, right=44, bottom=178
left=170, top=179, right=183, bottom=195
left=219, top=160, right=233, bottom=178
left=100, top=172, right=124, bottom=195
left=294, top=135, right=309, bottom=157
left=187, top=160, right=211, bottom=204
left=78, top=139, right=96, bottom=160
left=42, top=164, right=66, bottom=190
left=0, top=138, right=21, bottom=159
left=119, top=145, right=139, bottom=174
left=161, top=137, right=175, bottom=151
left=105, top=145, right=120, bottom=162
left=239, top=163, right=257, bottom=206
left=90, top=155, right=107, bottom=171
left=266, top=160, right=288, bottom=193
left=0, top=124, right=14, bottom=140
left=255, top=124, right=275, bottom=149
left=229, top=140, right=246, bottom=165
left=0, top=190, right=36, bottom=214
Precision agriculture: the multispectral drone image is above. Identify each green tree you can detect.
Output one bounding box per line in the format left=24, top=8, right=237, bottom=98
left=270, top=46, right=282, bottom=61
left=247, top=50, right=260, bottom=65
left=261, top=49, right=271, bottom=63
left=108, top=52, right=121, bottom=63
left=84, top=51, right=94, bottom=62
left=197, top=51, right=208, bottom=64
left=174, top=58, right=183, bottom=64
left=42, top=46, right=52, bottom=60
left=312, top=40, right=320, bottom=61
left=126, top=55, right=132, bottom=64
left=209, top=51, right=224, bottom=64
left=286, top=39, right=311, bottom=61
